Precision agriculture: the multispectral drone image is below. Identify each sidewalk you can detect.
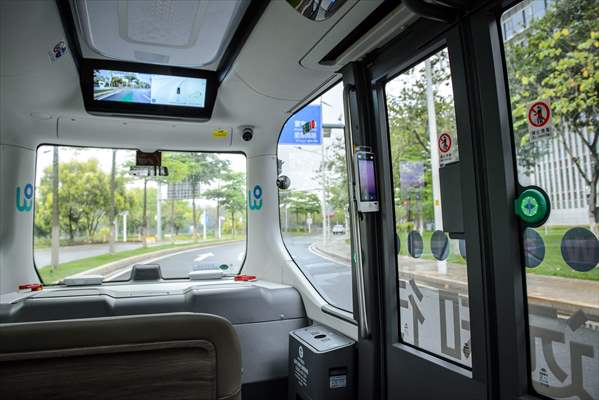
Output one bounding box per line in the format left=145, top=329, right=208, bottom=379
left=313, top=238, right=599, bottom=317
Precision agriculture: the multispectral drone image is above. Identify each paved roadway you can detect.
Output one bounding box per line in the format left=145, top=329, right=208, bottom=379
left=103, top=88, right=151, bottom=103
left=100, top=235, right=354, bottom=311
left=282, top=235, right=353, bottom=311
left=106, top=241, right=247, bottom=281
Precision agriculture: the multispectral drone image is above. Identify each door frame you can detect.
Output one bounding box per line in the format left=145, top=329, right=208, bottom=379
left=343, top=2, right=563, bottom=399
left=369, top=20, right=492, bottom=399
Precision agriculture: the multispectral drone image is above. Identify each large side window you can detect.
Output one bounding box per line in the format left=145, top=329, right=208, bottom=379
left=34, top=146, right=247, bottom=283
left=502, top=0, right=598, bottom=398
left=385, top=49, right=473, bottom=367
left=277, top=82, right=353, bottom=313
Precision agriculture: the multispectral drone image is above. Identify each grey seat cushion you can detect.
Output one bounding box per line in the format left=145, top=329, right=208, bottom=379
left=0, top=313, right=241, bottom=400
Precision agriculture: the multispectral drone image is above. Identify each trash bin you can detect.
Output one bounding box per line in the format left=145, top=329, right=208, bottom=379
left=288, top=324, right=355, bottom=400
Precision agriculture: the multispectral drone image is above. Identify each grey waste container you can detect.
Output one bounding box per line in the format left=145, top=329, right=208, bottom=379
left=288, top=324, right=355, bottom=400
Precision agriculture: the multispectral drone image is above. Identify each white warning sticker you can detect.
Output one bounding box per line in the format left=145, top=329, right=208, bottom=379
left=527, top=100, right=553, bottom=142
left=438, top=131, right=458, bottom=167
left=330, top=374, right=347, bottom=389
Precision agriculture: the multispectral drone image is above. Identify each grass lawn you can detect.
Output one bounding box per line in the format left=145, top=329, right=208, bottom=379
left=397, top=227, right=598, bottom=281
left=38, top=239, right=236, bottom=283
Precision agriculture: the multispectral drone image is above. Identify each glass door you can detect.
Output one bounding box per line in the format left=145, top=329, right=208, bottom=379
left=369, top=22, right=491, bottom=399
left=500, top=1, right=599, bottom=398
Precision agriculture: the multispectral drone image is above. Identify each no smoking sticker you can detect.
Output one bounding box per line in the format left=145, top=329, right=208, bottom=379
left=438, top=131, right=458, bottom=167
left=527, top=100, right=553, bottom=142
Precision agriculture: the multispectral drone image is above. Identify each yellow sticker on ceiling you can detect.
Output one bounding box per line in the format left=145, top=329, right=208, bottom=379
left=212, top=129, right=229, bottom=138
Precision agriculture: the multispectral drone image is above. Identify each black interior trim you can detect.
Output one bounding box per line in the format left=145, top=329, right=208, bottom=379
left=319, top=0, right=401, bottom=66
left=217, top=0, right=270, bottom=83
left=241, top=378, right=287, bottom=400
left=55, top=0, right=83, bottom=72
left=403, top=0, right=458, bottom=23
left=321, top=304, right=358, bottom=325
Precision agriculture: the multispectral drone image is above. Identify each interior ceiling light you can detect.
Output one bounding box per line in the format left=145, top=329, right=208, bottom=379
left=74, top=0, right=247, bottom=66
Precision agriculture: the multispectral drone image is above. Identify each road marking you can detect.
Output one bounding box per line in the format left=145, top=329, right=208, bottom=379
left=194, top=252, right=214, bottom=262
left=237, top=252, right=245, bottom=261
left=103, top=242, right=241, bottom=281
left=308, top=243, right=350, bottom=267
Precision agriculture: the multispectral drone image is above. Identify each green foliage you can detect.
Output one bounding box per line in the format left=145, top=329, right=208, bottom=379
left=386, top=49, right=456, bottom=232
left=505, top=0, right=598, bottom=231
left=281, top=190, right=321, bottom=231
left=125, top=186, right=157, bottom=235
left=36, top=157, right=129, bottom=242
left=204, top=170, right=246, bottom=236
left=35, top=149, right=247, bottom=247
left=315, top=133, right=349, bottom=225
left=173, top=153, right=230, bottom=237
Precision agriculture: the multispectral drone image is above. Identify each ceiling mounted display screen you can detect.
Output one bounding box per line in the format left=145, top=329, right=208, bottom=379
left=81, top=60, right=217, bottom=120
left=93, top=69, right=207, bottom=108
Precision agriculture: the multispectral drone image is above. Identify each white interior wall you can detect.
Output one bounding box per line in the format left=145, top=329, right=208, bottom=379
left=0, top=0, right=367, bottom=338
left=0, top=145, right=39, bottom=297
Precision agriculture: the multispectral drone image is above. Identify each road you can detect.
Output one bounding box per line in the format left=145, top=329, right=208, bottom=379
left=284, top=235, right=353, bottom=311
left=106, top=241, right=247, bottom=281
left=98, top=235, right=354, bottom=311
left=102, top=88, right=151, bottom=103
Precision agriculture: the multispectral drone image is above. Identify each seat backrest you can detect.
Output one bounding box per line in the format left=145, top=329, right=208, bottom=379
left=0, top=312, right=241, bottom=400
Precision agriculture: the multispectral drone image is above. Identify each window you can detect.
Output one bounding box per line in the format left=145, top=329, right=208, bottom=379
left=277, top=82, right=353, bottom=313
left=385, top=49, right=472, bottom=367
left=34, top=146, right=246, bottom=283
left=502, top=0, right=599, bottom=398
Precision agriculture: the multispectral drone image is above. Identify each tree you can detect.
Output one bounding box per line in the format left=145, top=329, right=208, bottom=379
left=505, top=0, right=598, bottom=234
left=160, top=200, right=192, bottom=236
left=178, top=153, right=229, bottom=241
left=315, top=133, right=348, bottom=225
left=37, top=158, right=129, bottom=243
left=286, top=191, right=321, bottom=231
left=161, top=153, right=190, bottom=243
left=126, top=186, right=156, bottom=244
left=205, top=171, right=246, bottom=238
left=386, top=49, right=456, bottom=231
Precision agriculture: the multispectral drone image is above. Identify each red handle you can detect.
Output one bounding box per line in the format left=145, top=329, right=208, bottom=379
left=234, top=275, right=257, bottom=282
left=18, top=283, right=43, bottom=292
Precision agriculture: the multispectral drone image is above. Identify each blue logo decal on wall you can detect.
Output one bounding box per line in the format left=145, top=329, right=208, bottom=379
left=249, top=185, right=263, bottom=210
left=16, top=183, right=34, bottom=212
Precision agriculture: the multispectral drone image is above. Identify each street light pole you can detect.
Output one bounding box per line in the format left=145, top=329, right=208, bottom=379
left=425, top=59, right=446, bottom=274
left=122, top=211, right=128, bottom=242
left=156, top=181, right=162, bottom=241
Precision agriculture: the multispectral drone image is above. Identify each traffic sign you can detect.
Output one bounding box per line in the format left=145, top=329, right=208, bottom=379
left=438, top=131, right=458, bottom=167
left=279, top=105, right=322, bottom=145
left=527, top=100, right=553, bottom=142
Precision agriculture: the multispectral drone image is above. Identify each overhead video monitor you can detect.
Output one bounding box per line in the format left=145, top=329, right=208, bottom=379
left=93, top=69, right=207, bottom=108
left=81, top=60, right=217, bottom=120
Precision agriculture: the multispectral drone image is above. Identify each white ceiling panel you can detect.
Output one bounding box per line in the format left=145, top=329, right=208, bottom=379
left=74, top=0, right=247, bottom=66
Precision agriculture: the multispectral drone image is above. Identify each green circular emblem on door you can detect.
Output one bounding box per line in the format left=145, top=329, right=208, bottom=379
left=515, top=188, right=549, bottom=226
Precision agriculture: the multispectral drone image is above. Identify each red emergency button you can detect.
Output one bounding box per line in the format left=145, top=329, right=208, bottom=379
left=234, top=275, right=257, bottom=282
left=18, top=283, right=43, bottom=292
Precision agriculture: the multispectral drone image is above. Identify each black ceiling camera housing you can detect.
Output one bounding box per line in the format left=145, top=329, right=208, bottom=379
left=242, top=127, right=254, bottom=141
left=277, top=175, right=291, bottom=190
